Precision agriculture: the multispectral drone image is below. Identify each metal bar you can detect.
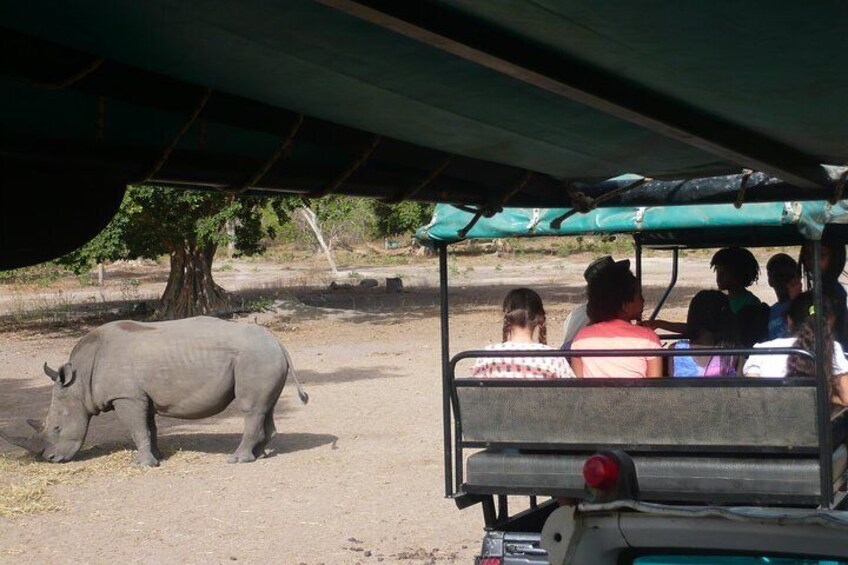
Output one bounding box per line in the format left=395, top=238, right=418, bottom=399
left=813, top=239, right=834, bottom=508
left=649, top=248, right=678, bottom=321
left=481, top=496, right=497, bottom=528
left=634, top=234, right=642, bottom=285
left=451, top=347, right=815, bottom=366
left=314, top=0, right=832, bottom=190
left=439, top=243, right=453, bottom=497
left=497, top=495, right=509, bottom=522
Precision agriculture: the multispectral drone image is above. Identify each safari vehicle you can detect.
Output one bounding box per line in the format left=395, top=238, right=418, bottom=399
left=417, top=198, right=848, bottom=564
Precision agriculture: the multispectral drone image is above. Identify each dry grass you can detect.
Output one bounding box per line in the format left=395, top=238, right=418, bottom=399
left=0, top=447, right=206, bottom=518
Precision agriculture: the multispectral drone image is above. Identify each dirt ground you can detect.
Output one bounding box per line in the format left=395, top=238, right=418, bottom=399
left=0, top=248, right=781, bottom=564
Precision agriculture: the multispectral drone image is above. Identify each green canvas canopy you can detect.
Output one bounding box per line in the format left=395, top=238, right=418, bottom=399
left=3, top=1, right=848, bottom=266
left=416, top=200, right=848, bottom=248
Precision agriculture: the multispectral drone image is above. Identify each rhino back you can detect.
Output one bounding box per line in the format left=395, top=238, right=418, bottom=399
left=86, top=318, right=285, bottom=418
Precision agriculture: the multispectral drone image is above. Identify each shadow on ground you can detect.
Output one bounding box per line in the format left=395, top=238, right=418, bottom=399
left=67, top=431, right=338, bottom=463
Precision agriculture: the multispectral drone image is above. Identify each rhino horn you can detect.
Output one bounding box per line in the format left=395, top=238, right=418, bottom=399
left=43, top=363, right=60, bottom=382
left=0, top=428, right=44, bottom=455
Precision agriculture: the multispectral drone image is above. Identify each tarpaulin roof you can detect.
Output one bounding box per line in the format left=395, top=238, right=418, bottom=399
left=3, top=2, right=848, bottom=266
left=416, top=200, right=848, bottom=248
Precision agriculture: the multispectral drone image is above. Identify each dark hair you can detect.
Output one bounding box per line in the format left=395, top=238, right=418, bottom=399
left=800, top=232, right=847, bottom=285
left=786, top=291, right=835, bottom=384
left=502, top=288, right=547, bottom=344
left=586, top=266, right=639, bottom=324
left=766, top=253, right=798, bottom=286
left=686, top=290, right=736, bottom=344
left=710, top=247, right=760, bottom=287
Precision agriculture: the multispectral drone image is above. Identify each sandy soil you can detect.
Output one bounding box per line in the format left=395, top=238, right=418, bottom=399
left=0, top=250, right=779, bottom=564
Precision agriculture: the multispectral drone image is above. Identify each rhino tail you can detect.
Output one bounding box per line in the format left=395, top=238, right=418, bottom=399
left=280, top=344, right=309, bottom=404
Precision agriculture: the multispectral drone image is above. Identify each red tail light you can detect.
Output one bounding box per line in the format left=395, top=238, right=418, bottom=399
left=477, top=558, right=502, bottom=565
left=583, top=453, right=620, bottom=490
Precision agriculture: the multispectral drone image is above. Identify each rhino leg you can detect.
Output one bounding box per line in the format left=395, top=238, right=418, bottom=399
left=113, top=399, right=159, bottom=467
left=147, top=410, right=163, bottom=461
left=228, top=411, right=266, bottom=464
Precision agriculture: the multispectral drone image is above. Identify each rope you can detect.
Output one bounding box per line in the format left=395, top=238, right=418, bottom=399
left=311, top=136, right=381, bottom=198
left=830, top=168, right=848, bottom=204
left=29, top=57, right=105, bottom=90
left=734, top=169, right=754, bottom=209
left=138, top=87, right=212, bottom=184
left=457, top=210, right=484, bottom=239
left=384, top=155, right=453, bottom=203
left=499, top=170, right=534, bottom=206
left=552, top=177, right=651, bottom=229
left=222, top=114, right=304, bottom=194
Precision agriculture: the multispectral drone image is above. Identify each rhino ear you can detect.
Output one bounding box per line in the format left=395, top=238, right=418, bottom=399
left=26, top=419, right=44, bottom=433
left=58, top=364, right=76, bottom=388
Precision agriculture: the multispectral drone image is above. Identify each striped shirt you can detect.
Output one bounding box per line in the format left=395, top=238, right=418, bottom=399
left=470, top=341, right=575, bottom=379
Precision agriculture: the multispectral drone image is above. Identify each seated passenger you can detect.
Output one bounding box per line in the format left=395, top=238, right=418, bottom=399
left=743, top=292, right=848, bottom=405
left=766, top=253, right=801, bottom=339
left=800, top=233, right=848, bottom=350
left=711, top=246, right=763, bottom=314
left=560, top=255, right=630, bottom=349
left=669, top=290, right=737, bottom=378
left=470, top=288, right=574, bottom=379
left=571, top=263, right=662, bottom=378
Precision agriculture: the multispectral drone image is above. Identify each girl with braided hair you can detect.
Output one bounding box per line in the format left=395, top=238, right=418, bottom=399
left=743, top=291, right=848, bottom=406
left=470, top=288, right=574, bottom=379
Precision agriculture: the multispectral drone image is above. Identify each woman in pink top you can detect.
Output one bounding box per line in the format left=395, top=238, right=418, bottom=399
left=571, top=264, right=662, bottom=378
left=471, top=288, right=574, bottom=379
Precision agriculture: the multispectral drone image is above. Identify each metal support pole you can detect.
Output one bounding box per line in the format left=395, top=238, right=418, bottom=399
left=634, top=234, right=642, bottom=285
left=439, top=243, right=453, bottom=497
left=813, top=239, right=834, bottom=508
left=649, top=248, right=679, bottom=321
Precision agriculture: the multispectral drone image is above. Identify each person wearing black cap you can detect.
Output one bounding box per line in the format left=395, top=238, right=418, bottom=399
left=561, top=256, right=630, bottom=349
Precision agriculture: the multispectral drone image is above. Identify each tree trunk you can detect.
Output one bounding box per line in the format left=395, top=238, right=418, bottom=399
left=157, top=243, right=231, bottom=319
left=298, top=207, right=338, bottom=275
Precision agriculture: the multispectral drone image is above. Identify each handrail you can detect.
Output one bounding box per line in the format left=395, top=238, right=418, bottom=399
left=450, top=347, right=814, bottom=372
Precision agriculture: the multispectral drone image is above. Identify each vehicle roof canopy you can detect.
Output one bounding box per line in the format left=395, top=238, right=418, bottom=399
left=4, top=2, right=848, bottom=267
left=417, top=199, right=848, bottom=248
left=2, top=2, right=848, bottom=205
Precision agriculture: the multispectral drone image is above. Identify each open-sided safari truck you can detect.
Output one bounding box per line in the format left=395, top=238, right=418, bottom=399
left=417, top=197, right=848, bottom=564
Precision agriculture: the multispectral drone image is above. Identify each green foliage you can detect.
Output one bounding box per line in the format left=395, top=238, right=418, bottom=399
left=270, top=195, right=434, bottom=245
left=372, top=201, right=435, bottom=236
left=57, top=186, right=271, bottom=273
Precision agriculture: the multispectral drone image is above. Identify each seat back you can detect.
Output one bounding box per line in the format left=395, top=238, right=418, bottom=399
left=454, top=379, right=818, bottom=453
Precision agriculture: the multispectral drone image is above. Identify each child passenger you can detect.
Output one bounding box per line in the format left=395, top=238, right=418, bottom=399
left=743, top=292, right=848, bottom=405
left=571, top=263, right=662, bottom=378
left=669, top=290, right=737, bottom=377
left=710, top=246, right=763, bottom=314
left=766, top=253, right=801, bottom=339
left=799, top=234, right=848, bottom=349
left=470, top=288, right=574, bottom=379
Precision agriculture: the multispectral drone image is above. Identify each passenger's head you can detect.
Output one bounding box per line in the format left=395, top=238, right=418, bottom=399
left=586, top=264, right=643, bottom=323
left=686, top=290, right=735, bottom=344
left=582, top=256, right=630, bottom=284
left=786, top=291, right=836, bottom=380
left=786, top=291, right=835, bottom=334
left=767, top=253, right=798, bottom=288
left=501, top=288, right=547, bottom=344
left=800, top=233, right=846, bottom=281
left=710, top=247, right=760, bottom=291
left=767, top=253, right=801, bottom=302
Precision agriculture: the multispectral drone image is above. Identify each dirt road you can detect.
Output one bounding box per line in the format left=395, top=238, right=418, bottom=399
left=0, top=252, right=775, bottom=564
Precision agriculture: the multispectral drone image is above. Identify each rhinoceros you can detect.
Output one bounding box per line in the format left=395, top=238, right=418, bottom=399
left=0, top=317, right=307, bottom=467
